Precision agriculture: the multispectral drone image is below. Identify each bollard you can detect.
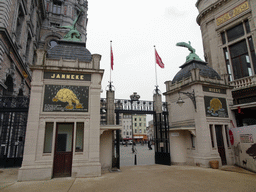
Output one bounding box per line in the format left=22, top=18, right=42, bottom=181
left=134, top=153, right=137, bottom=165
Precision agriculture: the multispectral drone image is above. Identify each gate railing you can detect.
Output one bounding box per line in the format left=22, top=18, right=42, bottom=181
left=0, top=96, right=29, bottom=167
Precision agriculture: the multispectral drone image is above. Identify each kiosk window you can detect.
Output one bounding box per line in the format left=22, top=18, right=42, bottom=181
left=43, top=122, right=54, bottom=153
left=75, top=122, right=84, bottom=152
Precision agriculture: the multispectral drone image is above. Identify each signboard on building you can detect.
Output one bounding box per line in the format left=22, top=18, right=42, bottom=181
left=44, top=72, right=91, bottom=81
left=43, top=85, right=89, bottom=112
left=216, top=1, right=249, bottom=26
left=203, top=86, right=226, bottom=94
left=204, top=96, right=228, bottom=117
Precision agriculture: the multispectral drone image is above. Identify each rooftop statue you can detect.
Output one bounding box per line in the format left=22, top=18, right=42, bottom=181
left=58, top=4, right=84, bottom=42
left=176, top=41, right=203, bottom=62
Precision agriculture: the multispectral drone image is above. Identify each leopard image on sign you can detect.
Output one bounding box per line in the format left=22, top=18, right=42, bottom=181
left=204, top=96, right=228, bottom=117
left=43, top=85, right=89, bottom=112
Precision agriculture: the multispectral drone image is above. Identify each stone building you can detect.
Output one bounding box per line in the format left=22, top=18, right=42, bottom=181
left=196, top=0, right=256, bottom=171
left=133, top=114, right=147, bottom=142
left=196, top=0, right=256, bottom=125
left=0, top=0, right=45, bottom=96
left=164, top=45, right=235, bottom=167
left=0, top=0, right=88, bottom=96
left=0, top=0, right=89, bottom=167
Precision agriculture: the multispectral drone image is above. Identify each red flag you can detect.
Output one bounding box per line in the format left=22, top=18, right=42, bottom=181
left=155, top=49, right=164, bottom=68
left=111, top=45, right=114, bottom=70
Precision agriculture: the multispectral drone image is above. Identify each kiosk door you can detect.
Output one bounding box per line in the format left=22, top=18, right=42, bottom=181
left=215, top=125, right=227, bottom=165
left=53, top=123, right=74, bottom=177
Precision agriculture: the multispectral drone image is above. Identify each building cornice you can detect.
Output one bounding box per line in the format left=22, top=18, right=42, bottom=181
left=196, top=0, right=231, bottom=25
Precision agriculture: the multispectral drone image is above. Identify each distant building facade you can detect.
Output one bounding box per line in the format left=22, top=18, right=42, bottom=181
left=147, top=120, right=154, bottom=141
left=121, top=114, right=132, bottom=140
left=133, top=114, right=147, bottom=142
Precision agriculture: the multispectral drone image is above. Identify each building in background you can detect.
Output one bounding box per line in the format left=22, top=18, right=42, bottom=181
left=121, top=114, right=132, bottom=140
left=196, top=0, right=256, bottom=171
left=133, top=114, right=147, bottom=142
left=147, top=120, right=154, bottom=141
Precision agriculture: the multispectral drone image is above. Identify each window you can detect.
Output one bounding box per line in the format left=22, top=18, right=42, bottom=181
left=135, top=129, right=137, bottom=133
left=139, top=123, right=142, bottom=127
left=50, top=22, right=60, bottom=28
left=15, top=6, right=25, bottom=43
left=229, top=40, right=252, bottom=79
left=221, top=20, right=256, bottom=80
left=52, top=0, right=62, bottom=14
left=43, top=122, right=54, bottom=153
left=75, top=122, right=84, bottom=152
left=139, top=129, right=142, bottom=133
left=226, top=23, right=244, bottom=42
left=25, top=33, right=32, bottom=63
left=3, top=75, right=14, bottom=96
left=49, top=40, right=58, bottom=48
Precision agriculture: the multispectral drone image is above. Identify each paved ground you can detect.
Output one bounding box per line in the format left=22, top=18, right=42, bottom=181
left=120, top=145, right=154, bottom=166
left=0, top=165, right=255, bottom=192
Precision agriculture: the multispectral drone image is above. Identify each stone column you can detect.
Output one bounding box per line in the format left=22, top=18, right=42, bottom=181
left=106, top=90, right=115, bottom=125
left=153, top=92, right=162, bottom=114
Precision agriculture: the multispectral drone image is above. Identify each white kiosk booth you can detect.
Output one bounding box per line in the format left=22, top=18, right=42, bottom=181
left=18, top=40, right=105, bottom=180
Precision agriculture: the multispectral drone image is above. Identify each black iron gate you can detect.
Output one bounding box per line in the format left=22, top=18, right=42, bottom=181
left=0, top=96, right=29, bottom=168
left=154, top=112, right=171, bottom=165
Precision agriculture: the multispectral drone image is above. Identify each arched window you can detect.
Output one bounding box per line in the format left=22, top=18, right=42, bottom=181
left=3, top=75, right=14, bottom=96
left=49, top=40, right=58, bottom=48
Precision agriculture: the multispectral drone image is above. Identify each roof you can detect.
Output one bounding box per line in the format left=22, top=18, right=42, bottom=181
left=46, top=40, right=92, bottom=62
left=172, top=59, right=221, bottom=84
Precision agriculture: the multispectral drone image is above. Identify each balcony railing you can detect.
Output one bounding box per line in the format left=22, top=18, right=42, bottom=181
left=229, top=75, right=256, bottom=90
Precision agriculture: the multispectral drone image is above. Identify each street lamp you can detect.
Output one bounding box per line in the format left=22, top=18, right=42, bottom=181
left=130, top=92, right=140, bottom=165
left=176, top=89, right=197, bottom=112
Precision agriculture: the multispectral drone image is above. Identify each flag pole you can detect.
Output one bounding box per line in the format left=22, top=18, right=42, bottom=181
left=154, top=45, right=158, bottom=91
left=109, top=40, right=112, bottom=91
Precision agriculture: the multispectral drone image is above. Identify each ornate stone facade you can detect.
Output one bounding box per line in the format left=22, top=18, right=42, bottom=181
left=0, top=0, right=88, bottom=96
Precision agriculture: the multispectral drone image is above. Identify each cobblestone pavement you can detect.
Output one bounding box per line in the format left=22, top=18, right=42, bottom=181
left=0, top=164, right=255, bottom=192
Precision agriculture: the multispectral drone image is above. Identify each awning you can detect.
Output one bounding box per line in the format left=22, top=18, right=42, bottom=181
left=134, top=136, right=143, bottom=139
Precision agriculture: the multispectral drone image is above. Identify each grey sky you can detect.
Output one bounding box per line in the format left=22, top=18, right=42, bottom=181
left=87, top=0, right=203, bottom=101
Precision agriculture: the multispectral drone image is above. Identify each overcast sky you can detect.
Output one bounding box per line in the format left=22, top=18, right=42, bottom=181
left=86, top=0, right=203, bottom=101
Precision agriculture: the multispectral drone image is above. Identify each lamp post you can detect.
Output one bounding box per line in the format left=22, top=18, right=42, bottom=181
left=130, top=92, right=140, bottom=165
left=176, top=89, right=197, bottom=112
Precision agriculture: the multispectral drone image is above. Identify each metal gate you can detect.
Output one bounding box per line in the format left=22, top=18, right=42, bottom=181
left=154, top=112, right=171, bottom=165
left=0, top=96, right=29, bottom=168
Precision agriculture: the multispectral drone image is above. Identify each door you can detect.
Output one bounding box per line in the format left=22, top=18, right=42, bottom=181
left=53, top=123, right=74, bottom=177
left=215, top=125, right=227, bottom=165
